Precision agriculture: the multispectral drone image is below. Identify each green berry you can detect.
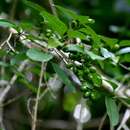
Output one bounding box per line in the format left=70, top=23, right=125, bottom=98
left=80, top=85, right=88, bottom=92
left=83, top=91, right=91, bottom=98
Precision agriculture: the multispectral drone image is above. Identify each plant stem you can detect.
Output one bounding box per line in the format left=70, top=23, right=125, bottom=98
left=49, top=0, right=58, bottom=17
left=32, top=62, right=45, bottom=130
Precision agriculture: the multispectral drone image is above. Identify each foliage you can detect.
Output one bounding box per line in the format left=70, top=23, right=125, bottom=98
left=0, top=0, right=130, bottom=130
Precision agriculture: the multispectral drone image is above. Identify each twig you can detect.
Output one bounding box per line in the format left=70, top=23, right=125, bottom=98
left=0, top=60, right=28, bottom=130
left=49, top=0, right=58, bottom=17
left=0, top=32, right=16, bottom=52
left=10, top=0, right=18, bottom=20
left=98, top=113, right=107, bottom=130
left=32, top=62, right=46, bottom=130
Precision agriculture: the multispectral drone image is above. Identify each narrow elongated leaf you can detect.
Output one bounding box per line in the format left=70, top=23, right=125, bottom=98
left=52, top=63, right=75, bottom=92
left=0, top=19, right=17, bottom=30
left=105, top=96, right=119, bottom=127
left=23, top=0, right=45, bottom=12
left=26, top=48, right=53, bottom=62
left=117, top=47, right=130, bottom=55
left=119, top=40, right=130, bottom=47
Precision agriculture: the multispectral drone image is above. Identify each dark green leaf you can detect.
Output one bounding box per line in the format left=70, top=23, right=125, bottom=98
left=56, top=5, right=94, bottom=24
left=52, top=63, right=76, bottom=92
left=23, top=0, right=45, bottom=12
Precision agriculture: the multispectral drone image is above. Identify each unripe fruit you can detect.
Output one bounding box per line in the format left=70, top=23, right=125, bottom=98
left=83, top=91, right=91, bottom=98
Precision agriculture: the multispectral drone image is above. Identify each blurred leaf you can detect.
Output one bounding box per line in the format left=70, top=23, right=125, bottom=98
left=117, top=47, right=130, bottom=55
left=119, top=54, right=130, bottom=62
left=100, top=35, right=118, bottom=49
left=26, top=48, right=53, bottom=62
left=40, top=11, right=67, bottom=35
left=84, top=49, right=104, bottom=60
left=0, top=19, right=18, bottom=30
left=67, top=44, right=84, bottom=53
left=56, top=5, right=94, bottom=24
left=119, top=40, right=130, bottom=47
left=67, top=30, right=86, bottom=40
left=11, top=53, right=27, bottom=65
left=0, top=61, right=8, bottom=67
left=101, top=48, right=115, bottom=58
left=23, top=0, right=45, bottom=12
left=48, top=37, right=63, bottom=48
left=23, top=0, right=67, bottom=35
left=79, top=26, right=100, bottom=46
left=52, top=63, right=76, bottom=92
left=63, top=93, right=80, bottom=112
left=105, top=96, right=119, bottom=127
left=19, top=78, right=37, bottom=93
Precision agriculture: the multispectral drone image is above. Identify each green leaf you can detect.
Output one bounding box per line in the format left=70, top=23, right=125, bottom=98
left=67, top=44, right=84, bottom=53
left=0, top=19, right=18, bottom=30
left=100, top=35, right=118, bottom=49
left=40, top=11, right=67, bottom=35
left=19, top=78, right=37, bottom=93
left=56, top=5, right=94, bottom=24
left=52, top=63, right=76, bottom=92
left=105, top=96, right=119, bottom=127
left=26, top=48, right=53, bottom=62
left=79, top=26, right=100, bottom=43
left=119, top=40, right=130, bottom=47
left=11, top=53, right=27, bottom=65
left=67, top=30, right=87, bottom=40
left=23, top=0, right=67, bottom=35
left=63, top=93, right=80, bottom=112
left=23, top=0, right=45, bottom=12
left=48, top=37, right=63, bottom=48
left=84, top=49, right=104, bottom=60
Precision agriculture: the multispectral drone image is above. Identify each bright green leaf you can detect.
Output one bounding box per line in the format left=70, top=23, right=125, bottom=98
left=67, top=44, right=84, bottom=53
left=40, top=11, right=67, bottom=35
left=68, top=30, right=86, bottom=40
left=84, top=49, right=104, bottom=60
left=0, top=19, right=18, bottom=30
left=48, top=37, right=63, bottom=48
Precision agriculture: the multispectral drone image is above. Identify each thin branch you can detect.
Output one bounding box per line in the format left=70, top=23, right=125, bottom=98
left=32, top=62, right=46, bottom=130
left=49, top=0, right=58, bottom=17
left=98, top=113, right=107, bottom=130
